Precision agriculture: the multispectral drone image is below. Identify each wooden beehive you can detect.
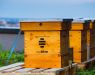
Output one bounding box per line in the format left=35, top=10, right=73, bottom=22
left=89, top=20, right=95, bottom=58
left=86, top=20, right=95, bottom=59
left=20, top=19, right=73, bottom=68
left=69, top=20, right=90, bottom=63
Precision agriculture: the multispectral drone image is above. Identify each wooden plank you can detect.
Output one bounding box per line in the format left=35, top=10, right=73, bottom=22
left=0, top=72, right=33, bottom=75
left=31, top=68, right=47, bottom=72
left=77, top=57, right=95, bottom=69
left=0, top=63, right=77, bottom=75
left=16, top=68, right=35, bottom=72
left=83, top=57, right=95, bottom=64
left=43, top=68, right=66, bottom=75
left=2, top=66, right=22, bottom=73
left=0, top=62, right=24, bottom=71
left=44, top=68, right=64, bottom=72
left=0, top=72, right=55, bottom=75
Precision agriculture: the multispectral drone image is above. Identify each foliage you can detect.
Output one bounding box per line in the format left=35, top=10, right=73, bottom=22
left=0, top=44, right=24, bottom=67
left=77, top=66, right=95, bottom=75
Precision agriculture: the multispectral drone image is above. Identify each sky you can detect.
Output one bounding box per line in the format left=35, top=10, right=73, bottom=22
left=0, top=0, right=95, bottom=18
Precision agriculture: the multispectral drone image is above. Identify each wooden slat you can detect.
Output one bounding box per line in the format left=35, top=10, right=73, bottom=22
left=0, top=63, right=77, bottom=75
left=0, top=72, right=32, bottom=75
left=31, top=68, right=47, bottom=72
left=0, top=72, right=46, bottom=75
left=83, top=57, right=95, bottom=64
left=2, top=66, right=22, bottom=73
left=44, top=68, right=64, bottom=72
left=16, top=68, right=35, bottom=72
left=43, top=68, right=65, bottom=75
left=0, top=62, right=24, bottom=71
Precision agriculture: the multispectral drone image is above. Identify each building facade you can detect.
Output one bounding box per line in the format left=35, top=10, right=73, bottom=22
left=0, top=27, right=24, bottom=51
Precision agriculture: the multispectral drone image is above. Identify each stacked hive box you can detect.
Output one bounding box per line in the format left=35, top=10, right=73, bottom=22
left=84, top=20, right=91, bottom=60
left=69, top=20, right=90, bottom=63
left=20, top=19, right=73, bottom=68
left=89, top=20, right=95, bottom=58
left=86, top=20, right=95, bottom=59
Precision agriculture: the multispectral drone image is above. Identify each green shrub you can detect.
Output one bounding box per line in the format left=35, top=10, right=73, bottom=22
left=77, top=66, right=95, bottom=75
left=0, top=44, right=24, bottom=67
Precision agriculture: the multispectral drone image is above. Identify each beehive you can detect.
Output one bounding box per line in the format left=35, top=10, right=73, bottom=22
left=69, top=20, right=90, bottom=63
left=86, top=20, right=95, bottom=59
left=89, top=20, right=95, bottom=58
left=20, top=19, right=73, bottom=68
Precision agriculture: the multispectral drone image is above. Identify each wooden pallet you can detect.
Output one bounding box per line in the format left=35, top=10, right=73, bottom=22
left=0, top=62, right=77, bottom=75
left=77, top=57, right=95, bottom=69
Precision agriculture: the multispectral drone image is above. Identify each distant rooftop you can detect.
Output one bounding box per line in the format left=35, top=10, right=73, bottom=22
left=0, top=26, right=19, bottom=29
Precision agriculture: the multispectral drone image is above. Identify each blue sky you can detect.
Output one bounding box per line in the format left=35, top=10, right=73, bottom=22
left=0, top=0, right=95, bottom=18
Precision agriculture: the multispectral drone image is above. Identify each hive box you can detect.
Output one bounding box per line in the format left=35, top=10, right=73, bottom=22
left=85, top=20, right=95, bottom=59
left=20, top=19, right=73, bottom=68
left=69, top=20, right=90, bottom=63
left=89, top=20, right=95, bottom=58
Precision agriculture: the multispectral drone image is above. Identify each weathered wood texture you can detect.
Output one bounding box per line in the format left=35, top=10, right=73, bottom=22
left=0, top=63, right=77, bottom=75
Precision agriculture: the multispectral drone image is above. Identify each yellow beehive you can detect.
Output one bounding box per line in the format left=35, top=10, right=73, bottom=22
left=69, top=20, right=90, bottom=63
left=20, top=19, right=73, bottom=68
